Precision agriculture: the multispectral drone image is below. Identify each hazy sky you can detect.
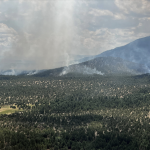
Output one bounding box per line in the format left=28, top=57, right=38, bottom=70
left=0, top=0, right=150, bottom=70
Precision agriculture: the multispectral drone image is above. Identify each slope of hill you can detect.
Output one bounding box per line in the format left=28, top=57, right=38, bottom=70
left=34, top=57, right=147, bottom=77
left=97, top=36, right=150, bottom=71
left=33, top=67, right=64, bottom=77
left=62, top=57, right=147, bottom=75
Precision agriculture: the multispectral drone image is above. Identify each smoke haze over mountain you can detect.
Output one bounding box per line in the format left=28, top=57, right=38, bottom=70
left=0, top=0, right=150, bottom=71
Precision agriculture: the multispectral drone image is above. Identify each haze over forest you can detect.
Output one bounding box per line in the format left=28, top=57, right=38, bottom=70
left=0, top=0, right=150, bottom=71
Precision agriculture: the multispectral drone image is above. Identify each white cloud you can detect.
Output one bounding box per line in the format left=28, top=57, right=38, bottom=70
left=115, top=0, right=150, bottom=14
left=0, top=23, right=16, bottom=34
left=81, top=27, right=150, bottom=55
left=89, top=9, right=114, bottom=16
left=0, top=23, right=17, bottom=50
left=89, top=8, right=126, bottom=20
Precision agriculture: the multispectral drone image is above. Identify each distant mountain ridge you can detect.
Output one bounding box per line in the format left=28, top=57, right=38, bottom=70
left=97, top=36, right=150, bottom=71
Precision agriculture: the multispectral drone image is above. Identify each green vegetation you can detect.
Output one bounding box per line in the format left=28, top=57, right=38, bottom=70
left=0, top=74, right=150, bottom=149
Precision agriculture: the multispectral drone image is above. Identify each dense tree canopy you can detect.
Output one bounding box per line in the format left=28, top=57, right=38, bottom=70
left=0, top=74, right=150, bottom=149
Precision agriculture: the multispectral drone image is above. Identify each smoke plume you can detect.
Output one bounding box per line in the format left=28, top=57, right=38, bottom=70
left=60, top=65, right=104, bottom=76
left=0, top=0, right=83, bottom=71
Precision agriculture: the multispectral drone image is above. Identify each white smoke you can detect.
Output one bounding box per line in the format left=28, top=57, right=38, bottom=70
left=0, top=69, right=42, bottom=76
left=26, top=70, right=41, bottom=76
left=60, top=65, right=104, bottom=76
left=1, top=69, right=17, bottom=76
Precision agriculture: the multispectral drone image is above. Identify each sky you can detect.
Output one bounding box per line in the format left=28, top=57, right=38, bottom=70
left=0, top=0, right=150, bottom=70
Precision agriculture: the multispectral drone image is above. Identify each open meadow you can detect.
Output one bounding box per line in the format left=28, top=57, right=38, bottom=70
left=0, top=105, right=20, bottom=115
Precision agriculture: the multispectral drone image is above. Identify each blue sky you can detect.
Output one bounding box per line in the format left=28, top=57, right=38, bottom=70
left=0, top=0, right=150, bottom=70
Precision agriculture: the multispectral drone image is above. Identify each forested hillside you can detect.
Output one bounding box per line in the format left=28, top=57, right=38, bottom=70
left=33, top=57, right=147, bottom=77
left=0, top=74, right=150, bottom=149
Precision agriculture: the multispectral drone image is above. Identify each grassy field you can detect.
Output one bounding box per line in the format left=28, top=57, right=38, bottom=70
left=0, top=105, right=22, bottom=115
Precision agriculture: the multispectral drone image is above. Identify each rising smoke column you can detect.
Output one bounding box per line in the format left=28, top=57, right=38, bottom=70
left=0, top=0, right=82, bottom=72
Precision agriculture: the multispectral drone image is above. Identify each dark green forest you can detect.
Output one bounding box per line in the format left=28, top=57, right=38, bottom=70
left=0, top=74, right=150, bottom=150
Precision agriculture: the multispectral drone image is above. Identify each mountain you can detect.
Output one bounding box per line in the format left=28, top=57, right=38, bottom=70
left=34, top=57, right=147, bottom=77
left=97, top=36, right=150, bottom=71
